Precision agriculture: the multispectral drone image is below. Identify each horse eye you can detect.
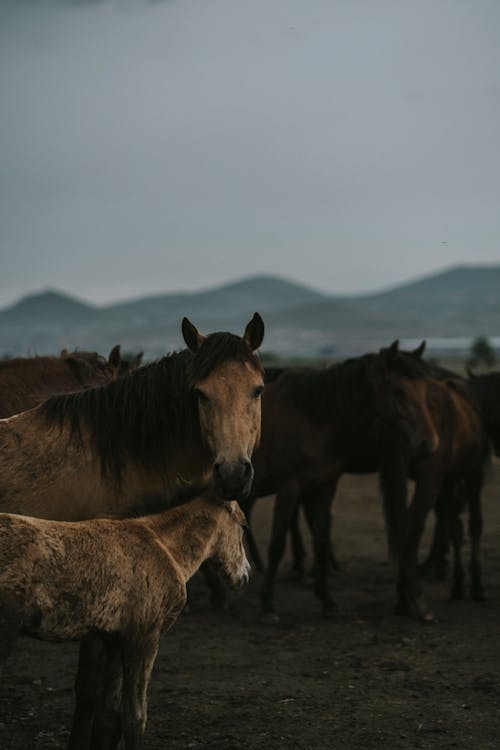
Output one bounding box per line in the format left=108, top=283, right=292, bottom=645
left=253, top=386, right=264, bottom=399
left=194, top=388, right=210, bottom=406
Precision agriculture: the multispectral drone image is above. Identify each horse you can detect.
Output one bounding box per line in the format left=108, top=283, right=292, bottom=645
left=420, top=369, right=498, bottom=598
left=0, top=313, right=264, bottom=748
left=0, top=488, right=250, bottom=750
left=0, top=345, right=128, bottom=418
left=240, top=341, right=440, bottom=621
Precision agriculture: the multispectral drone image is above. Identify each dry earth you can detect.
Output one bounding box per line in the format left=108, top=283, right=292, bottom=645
left=1, top=460, right=500, bottom=749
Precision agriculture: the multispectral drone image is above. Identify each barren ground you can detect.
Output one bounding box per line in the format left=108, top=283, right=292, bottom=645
left=1, top=460, right=500, bottom=749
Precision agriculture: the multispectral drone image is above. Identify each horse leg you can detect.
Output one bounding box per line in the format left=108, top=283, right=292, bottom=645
left=68, top=635, right=108, bottom=750
left=260, top=482, right=301, bottom=621
left=240, top=496, right=264, bottom=572
left=290, top=504, right=306, bottom=578
left=302, top=484, right=338, bottom=618
left=397, top=475, right=440, bottom=621
left=0, top=605, right=19, bottom=677
left=120, top=633, right=160, bottom=750
left=468, top=472, right=486, bottom=601
left=419, top=496, right=451, bottom=581
left=90, top=638, right=124, bottom=750
left=450, top=511, right=465, bottom=600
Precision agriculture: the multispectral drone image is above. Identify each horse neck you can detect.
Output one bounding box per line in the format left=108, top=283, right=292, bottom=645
left=149, top=498, right=224, bottom=582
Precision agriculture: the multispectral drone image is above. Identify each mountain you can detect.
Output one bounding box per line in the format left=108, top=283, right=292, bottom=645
left=0, top=265, right=498, bottom=358
left=101, top=275, right=328, bottom=325
left=1, top=289, right=97, bottom=325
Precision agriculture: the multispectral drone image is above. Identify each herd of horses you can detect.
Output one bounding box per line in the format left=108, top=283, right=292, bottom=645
left=0, top=312, right=499, bottom=749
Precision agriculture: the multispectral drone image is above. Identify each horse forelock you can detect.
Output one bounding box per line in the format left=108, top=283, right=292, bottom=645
left=188, top=332, right=263, bottom=384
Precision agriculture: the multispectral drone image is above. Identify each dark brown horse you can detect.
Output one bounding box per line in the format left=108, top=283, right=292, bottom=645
left=0, top=488, right=250, bottom=750
left=420, top=369, right=498, bottom=598
left=241, top=341, right=440, bottom=621
left=0, top=345, right=128, bottom=418
left=0, top=314, right=264, bottom=749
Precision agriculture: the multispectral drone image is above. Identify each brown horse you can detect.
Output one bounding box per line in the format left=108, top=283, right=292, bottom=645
left=241, top=341, right=440, bottom=621
left=0, top=345, right=128, bottom=418
left=420, top=369, right=497, bottom=599
left=0, top=313, right=264, bottom=748
left=0, top=488, right=250, bottom=750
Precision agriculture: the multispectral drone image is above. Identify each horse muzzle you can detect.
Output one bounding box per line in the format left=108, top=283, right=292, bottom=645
left=213, top=459, right=254, bottom=500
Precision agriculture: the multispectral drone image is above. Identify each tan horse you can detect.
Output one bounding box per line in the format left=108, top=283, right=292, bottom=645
left=0, top=490, right=250, bottom=750
left=0, top=315, right=265, bottom=520
left=0, top=345, right=128, bottom=418
left=0, top=313, right=264, bottom=748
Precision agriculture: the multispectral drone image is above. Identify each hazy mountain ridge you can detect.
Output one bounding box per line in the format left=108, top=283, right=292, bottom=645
left=1, top=265, right=498, bottom=358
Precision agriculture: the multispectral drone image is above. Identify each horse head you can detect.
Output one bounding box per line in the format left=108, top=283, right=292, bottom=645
left=210, top=499, right=251, bottom=588
left=374, top=340, right=439, bottom=458
left=182, top=313, right=265, bottom=500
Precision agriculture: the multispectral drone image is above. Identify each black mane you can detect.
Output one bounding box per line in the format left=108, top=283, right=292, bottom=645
left=39, top=333, right=262, bottom=480
left=267, top=350, right=432, bottom=428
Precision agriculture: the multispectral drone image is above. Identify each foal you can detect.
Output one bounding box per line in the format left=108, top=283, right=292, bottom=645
left=0, top=490, right=250, bottom=749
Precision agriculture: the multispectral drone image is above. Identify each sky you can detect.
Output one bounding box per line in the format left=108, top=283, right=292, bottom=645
left=1, top=0, right=499, bottom=307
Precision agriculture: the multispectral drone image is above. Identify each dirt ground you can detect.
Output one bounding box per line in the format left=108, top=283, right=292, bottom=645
left=1, top=460, right=500, bottom=750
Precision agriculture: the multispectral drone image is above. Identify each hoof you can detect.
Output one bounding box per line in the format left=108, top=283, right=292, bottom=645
left=259, top=611, right=280, bottom=624
left=395, top=595, right=435, bottom=622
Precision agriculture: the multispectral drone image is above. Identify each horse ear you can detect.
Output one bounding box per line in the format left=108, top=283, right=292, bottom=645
left=108, top=345, right=122, bottom=369
left=223, top=500, right=248, bottom=526
left=243, top=313, right=264, bottom=352
left=182, top=317, right=206, bottom=352
left=412, top=341, right=426, bottom=358
left=60, top=348, right=69, bottom=358
left=380, top=339, right=399, bottom=362
left=133, top=352, right=144, bottom=367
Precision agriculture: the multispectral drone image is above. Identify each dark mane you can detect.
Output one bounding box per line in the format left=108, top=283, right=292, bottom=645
left=188, top=331, right=263, bottom=383
left=39, top=349, right=201, bottom=479
left=38, top=334, right=262, bottom=481
left=271, top=355, right=380, bottom=427
left=266, top=350, right=434, bottom=428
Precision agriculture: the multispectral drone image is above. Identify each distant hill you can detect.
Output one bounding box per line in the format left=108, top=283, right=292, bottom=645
left=0, top=265, right=498, bottom=358
left=351, top=265, right=500, bottom=314
left=1, top=289, right=97, bottom=325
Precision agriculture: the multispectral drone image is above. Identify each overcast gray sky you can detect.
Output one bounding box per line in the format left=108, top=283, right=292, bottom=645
left=1, top=0, right=499, bottom=306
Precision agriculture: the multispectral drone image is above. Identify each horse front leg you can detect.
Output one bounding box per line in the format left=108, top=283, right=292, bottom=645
left=397, top=474, right=440, bottom=621
left=260, top=482, right=301, bottom=622
left=467, top=472, right=486, bottom=601
left=302, top=482, right=338, bottom=618
left=289, top=504, right=306, bottom=578
left=120, top=632, right=160, bottom=750
left=450, top=512, right=465, bottom=600
left=68, top=635, right=108, bottom=750
left=90, top=637, right=124, bottom=750
left=420, top=494, right=451, bottom=581
left=240, top=496, right=265, bottom=572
